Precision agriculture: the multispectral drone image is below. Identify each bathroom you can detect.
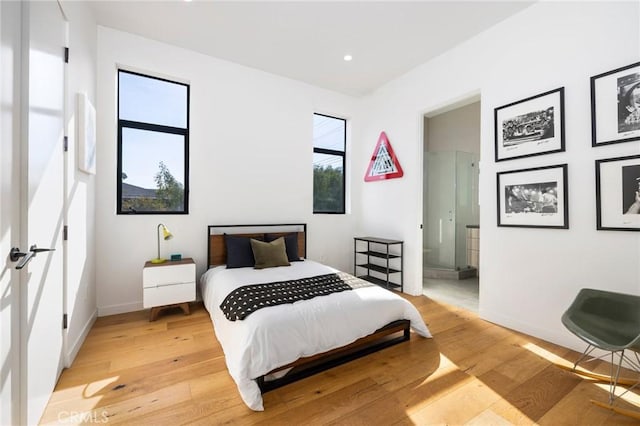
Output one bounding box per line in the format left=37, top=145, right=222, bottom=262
left=423, top=99, right=480, bottom=311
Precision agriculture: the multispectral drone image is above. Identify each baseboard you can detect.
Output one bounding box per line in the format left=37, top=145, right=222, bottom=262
left=67, top=309, right=97, bottom=366
left=479, top=309, right=640, bottom=371
left=478, top=308, right=582, bottom=353
left=98, top=301, right=144, bottom=317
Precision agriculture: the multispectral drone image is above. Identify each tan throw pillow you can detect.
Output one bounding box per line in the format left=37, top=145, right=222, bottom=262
left=250, top=237, right=291, bottom=269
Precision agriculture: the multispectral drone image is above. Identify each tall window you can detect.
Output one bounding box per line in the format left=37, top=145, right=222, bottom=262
left=313, top=113, right=346, bottom=214
left=117, top=70, right=189, bottom=214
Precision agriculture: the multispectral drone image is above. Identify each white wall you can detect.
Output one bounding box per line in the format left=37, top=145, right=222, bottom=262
left=95, top=27, right=360, bottom=315
left=60, top=0, right=97, bottom=364
left=356, top=1, right=640, bottom=350
left=425, top=101, right=480, bottom=154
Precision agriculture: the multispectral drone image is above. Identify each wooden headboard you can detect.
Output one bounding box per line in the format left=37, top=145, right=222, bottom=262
left=207, top=224, right=307, bottom=268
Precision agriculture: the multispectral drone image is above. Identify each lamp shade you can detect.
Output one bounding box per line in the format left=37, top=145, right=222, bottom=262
left=161, top=225, right=173, bottom=241
left=152, top=223, right=173, bottom=263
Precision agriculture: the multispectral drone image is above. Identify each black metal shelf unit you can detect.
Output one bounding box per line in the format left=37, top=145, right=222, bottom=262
left=354, top=236, right=403, bottom=292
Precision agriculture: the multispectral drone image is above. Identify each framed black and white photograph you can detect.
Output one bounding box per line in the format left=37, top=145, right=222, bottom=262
left=497, top=164, right=568, bottom=229
left=494, top=87, right=565, bottom=162
left=596, top=155, right=640, bottom=231
left=591, top=61, right=640, bottom=146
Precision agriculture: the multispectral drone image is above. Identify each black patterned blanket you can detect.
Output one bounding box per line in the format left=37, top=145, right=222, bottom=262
left=220, top=271, right=373, bottom=321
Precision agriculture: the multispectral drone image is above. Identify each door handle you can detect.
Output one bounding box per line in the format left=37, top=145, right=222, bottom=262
left=29, top=245, right=55, bottom=254
left=9, top=245, right=55, bottom=270
left=10, top=248, right=34, bottom=270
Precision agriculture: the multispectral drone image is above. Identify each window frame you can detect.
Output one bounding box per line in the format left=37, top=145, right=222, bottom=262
left=116, top=69, right=190, bottom=215
left=312, top=112, right=346, bottom=215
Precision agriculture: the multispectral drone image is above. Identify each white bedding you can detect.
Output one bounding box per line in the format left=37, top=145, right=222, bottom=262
left=200, top=259, right=431, bottom=411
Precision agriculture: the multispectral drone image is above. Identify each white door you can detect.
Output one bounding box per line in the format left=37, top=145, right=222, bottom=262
left=20, top=1, right=66, bottom=424
left=1, top=1, right=24, bottom=424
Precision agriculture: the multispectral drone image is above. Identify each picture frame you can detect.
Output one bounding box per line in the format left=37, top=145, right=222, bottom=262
left=77, top=92, right=96, bottom=174
left=494, top=87, right=565, bottom=162
left=591, top=61, right=640, bottom=147
left=595, top=154, right=640, bottom=231
left=497, top=164, right=568, bottom=229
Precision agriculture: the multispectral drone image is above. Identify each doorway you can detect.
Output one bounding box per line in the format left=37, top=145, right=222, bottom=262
left=422, top=99, right=480, bottom=312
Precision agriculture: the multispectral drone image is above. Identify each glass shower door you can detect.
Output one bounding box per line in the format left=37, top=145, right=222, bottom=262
left=454, top=152, right=479, bottom=270
left=424, top=151, right=456, bottom=269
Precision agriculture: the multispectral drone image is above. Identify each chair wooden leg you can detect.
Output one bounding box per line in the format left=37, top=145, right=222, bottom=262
left=591, top=399, right=640, bottom=421
left=555, top=363, right=638, bottom=386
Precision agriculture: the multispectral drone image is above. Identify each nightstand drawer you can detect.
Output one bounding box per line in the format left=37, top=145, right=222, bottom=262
left=143, top=281, right=195, bottom=308
left=143, top=263, right=195, bottom=288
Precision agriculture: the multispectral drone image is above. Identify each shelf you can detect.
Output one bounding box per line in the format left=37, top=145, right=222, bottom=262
left=355, top=250, right=401, bottom=259
left=354, top=236, right=404, bottom=293
left=358, top=275, right=401, bottom=289
left=356, top=263, right=400, bottom=274
left=354, top=237, right=403, bottom=245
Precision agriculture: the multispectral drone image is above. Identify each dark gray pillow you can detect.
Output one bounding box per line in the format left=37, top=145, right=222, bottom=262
left=225, top=234, right=263, bottom=268
left=250, top=237, right=290, bottom=269
left=264, top=233, right=301, bottom=262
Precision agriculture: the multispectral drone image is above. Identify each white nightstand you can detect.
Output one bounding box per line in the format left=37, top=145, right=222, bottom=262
left=143, top=258, right=196, bottom=321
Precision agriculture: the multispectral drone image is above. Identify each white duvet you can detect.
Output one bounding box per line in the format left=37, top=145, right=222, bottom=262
left=200, top=259, right=431, bottom=411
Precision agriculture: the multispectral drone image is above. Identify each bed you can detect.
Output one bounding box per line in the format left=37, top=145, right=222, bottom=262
left=200, top=224, right=431, bottom=411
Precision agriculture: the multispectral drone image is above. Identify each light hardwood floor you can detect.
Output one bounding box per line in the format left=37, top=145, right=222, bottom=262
left=41, top=295, right=640, bottom=425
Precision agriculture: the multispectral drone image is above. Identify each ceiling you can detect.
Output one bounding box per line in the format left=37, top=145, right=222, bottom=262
left=88, top=1, right=534, bottom=97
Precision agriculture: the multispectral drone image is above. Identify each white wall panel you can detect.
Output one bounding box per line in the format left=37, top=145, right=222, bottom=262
left=59, top=0, right=98, bottom=365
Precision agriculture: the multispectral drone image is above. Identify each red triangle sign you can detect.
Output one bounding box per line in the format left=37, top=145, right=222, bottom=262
left=364, top=131, right=404, bottom=182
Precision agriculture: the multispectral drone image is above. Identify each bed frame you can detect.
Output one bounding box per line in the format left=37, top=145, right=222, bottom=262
left=207, top=224, right=411, bottom=393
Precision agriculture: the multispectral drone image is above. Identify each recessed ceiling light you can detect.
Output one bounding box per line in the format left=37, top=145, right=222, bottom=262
left=343, top=55, right=353, bottom=62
